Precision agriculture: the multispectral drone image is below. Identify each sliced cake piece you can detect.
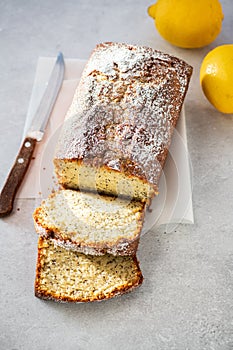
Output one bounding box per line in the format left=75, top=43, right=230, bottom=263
left=35, top=237, right=143, bottom=302
left=33, top=189, right=145, bottom=256
left=54, top=42, right=192, bottom=202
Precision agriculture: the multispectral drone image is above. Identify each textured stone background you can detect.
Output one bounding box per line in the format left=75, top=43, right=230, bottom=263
left=0, top=1, right=233, bottom=349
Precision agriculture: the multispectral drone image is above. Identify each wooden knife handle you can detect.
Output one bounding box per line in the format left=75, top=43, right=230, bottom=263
left=0, top=137, right=36, bottom=217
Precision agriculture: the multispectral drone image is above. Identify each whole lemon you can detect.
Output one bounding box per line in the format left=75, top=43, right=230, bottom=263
left=148, top=0, right=224, bottom=49
left=200, top=45, right=233, bottom=114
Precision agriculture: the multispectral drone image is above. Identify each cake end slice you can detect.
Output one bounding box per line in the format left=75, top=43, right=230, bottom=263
left=35, top=237, right=143, bottom=303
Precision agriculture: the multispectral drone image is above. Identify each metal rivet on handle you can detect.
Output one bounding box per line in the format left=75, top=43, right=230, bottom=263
left=18, top=158, right=24, bottom=164
left=24, top=141, right=31, bottom=148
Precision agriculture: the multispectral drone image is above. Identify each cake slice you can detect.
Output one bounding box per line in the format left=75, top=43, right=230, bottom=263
left=54, top=42, right=192, bottom=202
left=35, top=237, right=143, bottom=302
left=33, top=189, right=146, bottom=256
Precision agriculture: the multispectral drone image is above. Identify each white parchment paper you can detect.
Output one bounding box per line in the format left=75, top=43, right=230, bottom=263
left=17, top=57, right=194, bottom=232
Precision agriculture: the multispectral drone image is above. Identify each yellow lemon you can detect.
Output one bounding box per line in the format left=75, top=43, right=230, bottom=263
left=148, top=0, right=224, bottom=49
left=200, top=45, right=233, bottom=114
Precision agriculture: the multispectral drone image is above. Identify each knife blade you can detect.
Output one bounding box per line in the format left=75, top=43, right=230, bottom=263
left=0, top=52, right=65, bottom=217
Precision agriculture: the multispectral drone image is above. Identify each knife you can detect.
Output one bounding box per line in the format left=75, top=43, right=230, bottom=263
left=0, top=52, right=65, bottom=217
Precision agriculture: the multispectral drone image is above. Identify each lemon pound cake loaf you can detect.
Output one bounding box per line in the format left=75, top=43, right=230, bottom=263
left=54, top=42, right=192, bottom=202
left=35, top=237, right=143, bottom=302
left=33, top=189, right=145, bottom=256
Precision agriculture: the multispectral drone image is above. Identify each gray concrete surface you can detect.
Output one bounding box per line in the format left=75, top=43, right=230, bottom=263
left=0, top=1, right=233, bottom=349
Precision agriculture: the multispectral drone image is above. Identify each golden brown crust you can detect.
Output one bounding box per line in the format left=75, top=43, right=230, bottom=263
left=34, top=237, right=143, bottom=303
left=54, top=42, right=192, bottom=200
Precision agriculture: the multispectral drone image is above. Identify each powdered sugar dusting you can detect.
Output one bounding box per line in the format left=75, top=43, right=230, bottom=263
left=56, top=42, right=192, bottom=187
